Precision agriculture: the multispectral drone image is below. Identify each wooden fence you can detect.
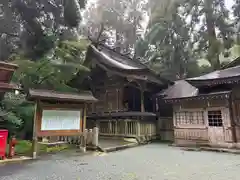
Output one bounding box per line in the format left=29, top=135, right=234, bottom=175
left=44, top=128, right=99, bottom=147
left=96, top=119, right=157, bottom=139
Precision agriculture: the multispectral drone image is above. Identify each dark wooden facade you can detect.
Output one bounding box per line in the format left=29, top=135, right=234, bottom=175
left=82, top=44, right=169, bottom=117
left=78, top=43, right=171, bottom=140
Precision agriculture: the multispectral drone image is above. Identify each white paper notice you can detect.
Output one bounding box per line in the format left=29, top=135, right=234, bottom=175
left=41, top=110, right=81, bottom=131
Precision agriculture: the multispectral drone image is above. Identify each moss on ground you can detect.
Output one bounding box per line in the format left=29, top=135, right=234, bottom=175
left=6, top=140, right=74, bottom=156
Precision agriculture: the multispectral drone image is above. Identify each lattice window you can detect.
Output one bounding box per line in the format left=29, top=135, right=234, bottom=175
left=193, top=111, right=204, bottom=124
left=175, top=111, right=204, bottom=125
left=208, top=110, right=223, bottom=127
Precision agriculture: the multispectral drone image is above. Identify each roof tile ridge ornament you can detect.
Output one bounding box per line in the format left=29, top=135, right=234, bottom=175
left=87, top=35, right=107, bottom=48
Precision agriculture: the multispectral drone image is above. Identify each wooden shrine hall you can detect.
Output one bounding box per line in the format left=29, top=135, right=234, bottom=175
left=157, top=58, right=240, bottom=148
left=75, top=43, right=171, bottom=141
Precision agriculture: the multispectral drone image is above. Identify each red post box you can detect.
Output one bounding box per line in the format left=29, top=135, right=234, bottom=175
left=0, top=130, right=8, bottom=160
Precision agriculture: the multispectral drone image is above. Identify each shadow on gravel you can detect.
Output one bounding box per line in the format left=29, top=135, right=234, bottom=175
left=0, top=150, right=92, bottom=177
left=0, top=161, right=33, bottom=177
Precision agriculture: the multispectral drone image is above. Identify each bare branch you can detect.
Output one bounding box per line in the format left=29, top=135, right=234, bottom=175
left=0, top=31, right=19, bottom=38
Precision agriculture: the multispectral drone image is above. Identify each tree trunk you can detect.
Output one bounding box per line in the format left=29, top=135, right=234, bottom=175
left=204, top=0, right=220, bottom=70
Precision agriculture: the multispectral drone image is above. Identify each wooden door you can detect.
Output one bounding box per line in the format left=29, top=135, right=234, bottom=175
left=207, top=110, right=225, bottom=144
left=208, top=126, right=225, bottom=144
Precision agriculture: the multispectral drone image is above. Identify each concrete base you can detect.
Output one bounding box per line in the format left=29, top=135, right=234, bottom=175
left=0, top=156, right=32, bottom=165
left=79, top=146, right=86, bottom=153
left=98, top=143, right=138, bottom=153
left=98, top=137, right=139, bottom=153
left=174, top=139, right=208, bottom=147
left=174, top=139, right=240, bottom=149
left=181, top=146, right=240, bottom=154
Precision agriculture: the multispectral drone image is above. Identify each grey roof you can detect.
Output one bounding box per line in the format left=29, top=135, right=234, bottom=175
left=88, top=44, right=147, bottom=70
left=86, top=44, right=171, bottom=85
left=158, top=80, right=198, bottom=99
left=157, top=80, right=231, bottom=100
left=221, top=56, right=240, bottom=69
left=187, top=65, right=240, bottom=81
left=27, top=89, right=98, bottom=103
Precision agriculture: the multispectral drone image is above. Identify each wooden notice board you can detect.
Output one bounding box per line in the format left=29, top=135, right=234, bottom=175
left=35, top=103, right=86, bottom=137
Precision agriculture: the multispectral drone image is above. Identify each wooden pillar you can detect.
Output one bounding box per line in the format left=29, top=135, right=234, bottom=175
left=115, top=120, right=118, bottom=135
left=116, top=89, right=119, bottom=111
left=32, top=101, right=39, bottom=159
left=105, top=90, right=108, bottom=112
left=125, top=120, right=128, bottom=135
left=137, top=120, right=141, bottom=137
left=83, top=103, right=87, bottom=130
left=141, top=89, right=145, bottom=112
left=92, top=127, right=99, bottom=147
left=80, top=129, right=87, bottom=152
left=109, top=120, right=112, bottom=134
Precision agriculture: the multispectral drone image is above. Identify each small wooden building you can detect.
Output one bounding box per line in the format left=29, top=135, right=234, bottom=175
left=77, top=43, right=171, bottom=141
left=26, top=89, right=98, bottom=157
left=0, top=61, right=19, bottom=98
left=0, top=61, right=19, bottom=125
left=158, top=64, right=240, bottom=148
left=27, top=89, right=98, bottom=137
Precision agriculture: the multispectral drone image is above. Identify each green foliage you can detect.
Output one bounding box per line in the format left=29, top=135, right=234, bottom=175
left=12, top=39, right=90, bottom=92
left=46, top=144, right=69, bottom=153
left=64, top=0, right=82, bottom=28
left=2, top=39, right=90, bottom=136
left=135, top=0, right=240, bottom=80
left=13, top=140, right=32, bottom=155
left=0, top=0, right=89, bottom=139
left=0, top=92, right=34, bottom=137
left=83, top=0, right=148, bottom=52
left=181, top=0, right=235, bottom=70
left=5, top=140, right=70, bottom=155
left=0, top=0, right=87, bottom=60
left=137, top=10, right=195, bottom=80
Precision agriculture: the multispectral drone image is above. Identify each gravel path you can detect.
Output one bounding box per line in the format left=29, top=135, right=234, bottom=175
left=0, top=144, right=240, bottom=180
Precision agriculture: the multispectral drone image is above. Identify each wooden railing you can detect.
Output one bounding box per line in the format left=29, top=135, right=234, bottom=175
left=140, top=123, right=156, bottom=137
left=43, top=128, right=99, bottom=147
left=97, top=119, right=157, bottom=139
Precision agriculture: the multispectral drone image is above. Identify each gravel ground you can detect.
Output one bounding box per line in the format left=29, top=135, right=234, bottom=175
left=0, top=144, right=240, bottom=180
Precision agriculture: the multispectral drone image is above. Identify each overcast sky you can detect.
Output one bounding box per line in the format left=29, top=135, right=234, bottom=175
left=225, top=0, right=234, bottom=9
